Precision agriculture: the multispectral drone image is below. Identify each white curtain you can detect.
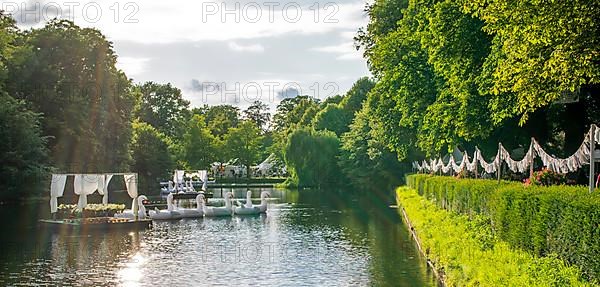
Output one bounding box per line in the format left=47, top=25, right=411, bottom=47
left=173, top=170, right=185, bottom=185
left=124, top=174, right=138, bottom=199
left=50, top=175, right=68, bottom=213
left=97, top=174, right=114, bottom=204
left=200, top=170, right=208, bottom=191
left=74, top=174, right=101, bottom=210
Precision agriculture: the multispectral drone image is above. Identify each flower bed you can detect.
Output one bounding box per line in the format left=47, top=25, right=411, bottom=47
left=57, top=204, right=126, bottom=219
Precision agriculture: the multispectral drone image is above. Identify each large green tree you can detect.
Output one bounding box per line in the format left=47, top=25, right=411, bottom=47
left=0, top=92, right=49, bottom=200
left=134, top=82, right=190, bottom=140
left=243, top=100, right=270, bottom=131
left=130, top=121, right=174, bottom=194
left=7, top=19, right=135, bottom=172
left=182, top=114, right=219, bottom=169
left=284, top=128, right=343, bottom=188
left=223, top=121, right=263, bottom=178
left=203, top=104, right=240, bottom=138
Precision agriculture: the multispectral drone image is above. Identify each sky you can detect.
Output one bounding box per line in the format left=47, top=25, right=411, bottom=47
left=3, top=0, right=371, bottom=109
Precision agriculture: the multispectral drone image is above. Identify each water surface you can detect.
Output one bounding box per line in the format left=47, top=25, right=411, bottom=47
left=0, top=188, right=437, bottom=286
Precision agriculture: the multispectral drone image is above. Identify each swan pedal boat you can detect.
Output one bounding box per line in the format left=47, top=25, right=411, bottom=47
left=148, top=193, right=183, bottom=220
left=203, top=192, right=234, bottom=217
left=234, top=191, right=270, bottom=215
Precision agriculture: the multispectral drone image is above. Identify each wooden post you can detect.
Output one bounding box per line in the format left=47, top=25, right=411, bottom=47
left=497, top=143, right=502, bottom=183
left=589, top=125, right=596, bottom=193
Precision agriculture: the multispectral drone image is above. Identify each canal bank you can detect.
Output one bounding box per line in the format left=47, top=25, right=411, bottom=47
left=396, top=186, right=595, bottom=286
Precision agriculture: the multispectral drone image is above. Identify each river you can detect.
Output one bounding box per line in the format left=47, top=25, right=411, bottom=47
left=0, top=188, right=437, bottom=286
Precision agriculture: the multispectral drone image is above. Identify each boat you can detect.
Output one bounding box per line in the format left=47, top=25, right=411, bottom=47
left=148, top=193, right=183, bottom=220
left=179, top=194, right=204, bottom=218
left=234, top=191, right=270, bottom=215
left=40, top=173, right=152, bottom=231
left=203, top=192, right=234, bottom=217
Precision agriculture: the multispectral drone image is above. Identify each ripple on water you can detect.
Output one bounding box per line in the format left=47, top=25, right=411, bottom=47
left=0, top=189, right=435, bottom=287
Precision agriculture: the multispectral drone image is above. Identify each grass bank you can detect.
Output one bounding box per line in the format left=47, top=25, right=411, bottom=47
left=397, top=187, right=592, bottom=286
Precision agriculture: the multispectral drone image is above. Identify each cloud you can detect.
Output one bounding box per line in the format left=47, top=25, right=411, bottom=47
left=189, top=79, right=221, bottom=93
left=277, top=87, right=300, bottom=99
left=311, top=42, right=362, bottom=60
left=116, top=57, right=150, bottom=77
left=16, top=0, right=368, bottom=44
left=228, top=42, right=265, bottom=53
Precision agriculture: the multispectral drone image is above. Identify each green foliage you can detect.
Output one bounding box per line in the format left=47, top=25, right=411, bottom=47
left=357, top=0, right=600, bottom=157
left=182, top=114, right=219, bottom=169
left=134, top=81, right=191, bottom=139
left=284, top=128, right=343, bottom=188
left=407, top=174, right=600, bottom=282
left=339, top=101, right=407, bottom=190
left=201, top=104, right=240, bottom=139
left=7, top=19, right=135, bottom=172
left=0, top=92, right=49, bottom=200
left=223, top=121, right=263, bottom=178
left=129, top=121, right=174, bottom=194
left=338, top=77, right=375, bottom=114
left=243, top=100, right=270, bottom=131
left=312, top=103, right=351, bottom=136
left=397, top=186, right=591, bottom=286
left=461, top=0, right=600, bottom=123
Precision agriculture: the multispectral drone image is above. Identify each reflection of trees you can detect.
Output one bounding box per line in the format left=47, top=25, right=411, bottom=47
left=280, top=189, right=436, bottom=286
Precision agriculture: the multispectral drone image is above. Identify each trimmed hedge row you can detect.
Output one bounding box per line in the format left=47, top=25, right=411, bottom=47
left=396, top=187, right=591, bottom=286
left=406, top=174, right=600, bottom=282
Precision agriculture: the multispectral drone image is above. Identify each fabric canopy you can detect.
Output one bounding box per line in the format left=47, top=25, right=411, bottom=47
left=49, top=173, right=137, bottom=213
left=50, top=175, right=67, bottom=213
left=74, top=175, right=102, bottom=210
left=124, top=173, right=138, bottom=199
left=414, top=124, right=598, bottom=175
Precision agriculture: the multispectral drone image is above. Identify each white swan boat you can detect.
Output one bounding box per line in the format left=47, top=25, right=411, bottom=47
left=114, top=195, right=147, bottom=219
left=234, top=191, right=270, bottom=215
left=203, top=192, right=234, bottom=217
left=179, top=194, right=204, bottom=218
left=149, top=193, right=183, bottom=220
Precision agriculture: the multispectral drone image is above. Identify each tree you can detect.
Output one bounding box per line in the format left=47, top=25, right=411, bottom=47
left=243, top=100, right=270, bottom=131
left=339, top=101, right=407, bottom=191
left=284, top=128, right=343, bottom=188
left=134, top=81, right=190, bottom=140
left=339, top=77, right=375, bottom=114
left=462, top=0, right=600, bottom=123
left=223, top=121, right=263, bottom=178
left=272, top=96, right=320, bottom=131
left=0, top=92, right=49, bottom=200
left=7, top=19, right=135, bottom=172
left=129, top=121, right=174, bottom=194
left=182, top=114, right=219, bottom=169
left=313, top=104, right=352, bottom=136
left=204, top=104, right=240, bottom=138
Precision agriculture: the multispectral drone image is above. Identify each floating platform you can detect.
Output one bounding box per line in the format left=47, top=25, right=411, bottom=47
left=39, top=217, right=152, bottom=232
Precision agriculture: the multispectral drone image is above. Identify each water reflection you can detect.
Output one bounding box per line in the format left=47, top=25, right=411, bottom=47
left=0, top=188, right=436, bottom=286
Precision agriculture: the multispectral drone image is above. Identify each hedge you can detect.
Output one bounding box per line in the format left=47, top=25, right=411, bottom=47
left=396, top=187, right=591, bottom=286
left=406, top=174, right=600, bottom=282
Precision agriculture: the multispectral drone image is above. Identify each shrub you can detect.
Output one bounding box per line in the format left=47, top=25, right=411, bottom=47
left=396, top=187, right=591, bottom=286
left=406, top=174, right=600, bottom=282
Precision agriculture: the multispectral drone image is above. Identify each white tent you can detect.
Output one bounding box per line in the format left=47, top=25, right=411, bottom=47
left=49, top=173, right=138, bottom=214
left=171, top=170, right=209, bottom=191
